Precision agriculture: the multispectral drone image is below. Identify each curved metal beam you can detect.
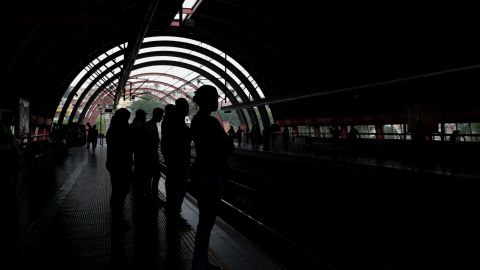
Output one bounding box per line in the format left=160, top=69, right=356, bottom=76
left=140, top=40, right=271, bottom=127
left=78, top=60, right=250, bottom=126
left=130, top=72, right=197, bottom=87
left=126, top=79, right=196, bottom=99
left=57, top=45, right=125, bottom=124
left=59, top=39, right=268, bottom=128
left=70, top=51, right=254, bottom=126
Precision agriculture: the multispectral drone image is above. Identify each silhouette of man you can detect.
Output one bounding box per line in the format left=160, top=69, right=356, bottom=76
left=144, top=107, right=165, bottom=205
left=348, top=125, right=360, bottom=140
left=89, top=124, right=99, bottom=150
left=162, top=98, right=192, bottom=229
left=106, top=108, right=132, bottom=230
left=236, top=126, right=243, bottom=146
left=190, top=85, right=234, bottom=270
left=85, top=122, right=92, bottom=149
left=0, top=111, right=17, bottom=217
left=130, top=109, right=149, bottom=200
left=282, top=127, right=290, bottom=151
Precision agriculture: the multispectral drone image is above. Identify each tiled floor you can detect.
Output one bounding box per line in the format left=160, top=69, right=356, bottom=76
left=4, top=147, right=284, bottom=270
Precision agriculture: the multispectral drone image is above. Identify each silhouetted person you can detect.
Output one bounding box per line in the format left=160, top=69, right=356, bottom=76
left=0, top=110, right=16, bottom=172
left=449, top=130, right=464, bottom=143
left=144, top=107, right=165, bottom=205
left=190, top=85, right=234, bottom=270
left=162, top=98, right=192, bottom=229
left=448, top=130, right=464, bottom=167
left=85, top=122, right=92, bottom=149
left=161, top=104, right=177, bottom=211
left=348, top=125, right=360, bottom=140
left=329, top=125, right=340, bottom=142
left=411, top=119, right=428, bottom=165
left=106, top=108, right=132, bottom=230
left=263, top=125, right=271, bottom=151
left=88, top=124, right=98, bottom=150
left=250, top=124, right=261, bottom=149
left=0, top=110, right=17, bottom=240
left=236, top=126, right=243, bottom=146
left=228, top=125, right=235, bottom=144
left=130, top=109, right=149, bottom=201
left=347, top=125, right=360, bottom=153
left=282, top=127, right=290, bottom=151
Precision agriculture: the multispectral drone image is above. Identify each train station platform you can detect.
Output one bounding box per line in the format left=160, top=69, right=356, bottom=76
left=2, top=146, right=284, bottom=270
left=226, top=140, right=480, bottom=269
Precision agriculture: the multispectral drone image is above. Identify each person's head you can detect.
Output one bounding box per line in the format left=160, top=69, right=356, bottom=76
left=175, top=98, right=189, bottom=117
left=116, top=108, right=130, bottom=122
left=192, top=85, right=218, bottom=113
left=164, top=104, right=176, bottom=117
left=135, top=109, right=147, bottom=123
left=93, top=124, right=97, bottom=129
left=111, top=108, right=130, bottom=126
left=151, top=107, right=164, bottom=122
left=86, top=122, right=91, bottom=128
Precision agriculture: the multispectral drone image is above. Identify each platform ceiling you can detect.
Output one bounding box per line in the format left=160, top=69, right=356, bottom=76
left=1, top=1, right=479, bottom=122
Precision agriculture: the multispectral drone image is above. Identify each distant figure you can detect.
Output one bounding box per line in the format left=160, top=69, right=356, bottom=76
left=347, top=125, right=360, bottom=152
left=329, top=125, right=340, bottom=142
left=282, top=127, right=290, bottom=151
left=348, top=125, right=360, bottom=140
left=449, top=130, right=464, bottom=143
left=0, top=111, right=16, bottom=163
left=190, top=85, right=234, bottom=270
left=263, top=126, right=271, bottom=152
left=144, top=107, right=165, bottom=205
left=412, top=119, right=427, bottom=143
left=162, top=98, right=192, bottom=229
left=236, top=126, right=243, bottom=146
left=448, top=130, right=464, bottom=167
left=227, top=125, right=235, bottom=147
left=228, top=125, right=235, bottom=138
left=88, top=124, right=99, bottom=150
left=0, top=111, right=17, bottom=244
left=250, top=124, right=261, bottom=149
left=106, top=108, right=132, bottom=230
left=85, top=122, right=92, bottom=149
left=411, top=119, right=428, bottom=165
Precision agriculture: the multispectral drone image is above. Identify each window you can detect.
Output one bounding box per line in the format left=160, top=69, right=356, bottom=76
left=355, top=125, right=376, bottom=139
left=383, top=124, right=405, bottom=139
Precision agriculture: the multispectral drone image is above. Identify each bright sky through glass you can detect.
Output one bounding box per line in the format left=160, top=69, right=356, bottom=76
left=55, top=35, right=271, bottom=124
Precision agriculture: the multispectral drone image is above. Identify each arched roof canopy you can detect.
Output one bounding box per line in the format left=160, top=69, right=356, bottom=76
left=77, top=60, right=250, bottom=127
left=57, top=36, right=271, bottom=130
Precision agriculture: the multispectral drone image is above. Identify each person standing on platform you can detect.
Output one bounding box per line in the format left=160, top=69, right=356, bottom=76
left=144, top=107, right=165, bottom=205
left=236, top=126, right=243, bottom=147
left=0, top=111, right=17, bottom=240
left=106, top=108, right=132, bottom=230
left=89, top=124, right=99, bottom=151
left=161, top=103, right=176, bottom=207
left=162, top=98, right=192, bottom=229
left=190, top=85, right=235, bottom=270
left=85, top=122, right=92, bottom=149
left=282, top=127, right=290, bottom=151
left=227, top=125, right=235, bottom=145
left=130, top=109, right=149, bottom=201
